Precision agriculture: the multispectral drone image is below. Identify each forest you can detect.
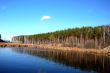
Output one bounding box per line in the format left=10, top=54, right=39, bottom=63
left=12, top=25, right=110, bottom=49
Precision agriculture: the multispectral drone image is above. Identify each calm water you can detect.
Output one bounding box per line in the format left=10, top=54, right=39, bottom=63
left=0, top=47, right=110, bottom=73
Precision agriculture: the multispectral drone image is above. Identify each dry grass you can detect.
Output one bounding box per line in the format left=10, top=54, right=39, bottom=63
left=0, top=42, right=110, bottom=55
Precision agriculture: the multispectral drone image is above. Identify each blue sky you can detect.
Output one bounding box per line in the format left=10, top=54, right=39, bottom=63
left=0, top=0, right=110, bottom=40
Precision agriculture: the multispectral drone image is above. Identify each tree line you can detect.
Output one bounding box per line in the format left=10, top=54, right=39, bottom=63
left=12, top=25, right=110, bottom=49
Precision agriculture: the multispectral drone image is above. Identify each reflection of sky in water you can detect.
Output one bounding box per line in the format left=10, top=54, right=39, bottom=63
left=0, top=47, right=109, bottom=73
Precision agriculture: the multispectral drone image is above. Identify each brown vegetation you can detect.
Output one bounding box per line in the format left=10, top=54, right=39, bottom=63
left=0, top=43, right=110, bottom=56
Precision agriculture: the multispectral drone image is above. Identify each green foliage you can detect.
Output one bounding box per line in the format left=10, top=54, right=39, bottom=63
left=12, top=25, right=110, bottom=48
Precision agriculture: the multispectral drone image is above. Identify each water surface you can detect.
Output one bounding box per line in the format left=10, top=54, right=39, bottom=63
left=0, top=47, right=110, bottom=73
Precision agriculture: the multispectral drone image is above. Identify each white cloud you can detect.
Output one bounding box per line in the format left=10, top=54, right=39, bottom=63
left=41, top=16, right=52, bottom=21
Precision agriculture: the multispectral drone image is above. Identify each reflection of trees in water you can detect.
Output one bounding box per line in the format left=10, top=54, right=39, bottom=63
left=13, top=47, right=110, bottom=73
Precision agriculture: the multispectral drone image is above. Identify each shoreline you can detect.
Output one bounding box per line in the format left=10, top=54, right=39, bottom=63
left=0, top=42, right=110, bottom=56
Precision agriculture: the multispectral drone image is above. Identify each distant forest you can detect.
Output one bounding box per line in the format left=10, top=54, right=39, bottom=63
left=12, top=25, right=110, bottom=49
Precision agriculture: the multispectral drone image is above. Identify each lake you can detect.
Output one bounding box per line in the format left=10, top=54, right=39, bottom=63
left=0, top=47, right=110, bottom=73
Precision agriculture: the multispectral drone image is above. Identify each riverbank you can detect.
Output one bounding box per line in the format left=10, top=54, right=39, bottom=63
left=0, top=43, right=110, bottom=56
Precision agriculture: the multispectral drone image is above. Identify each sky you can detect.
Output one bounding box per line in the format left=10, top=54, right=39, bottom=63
left=0, top=0, right=110, bottom=41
